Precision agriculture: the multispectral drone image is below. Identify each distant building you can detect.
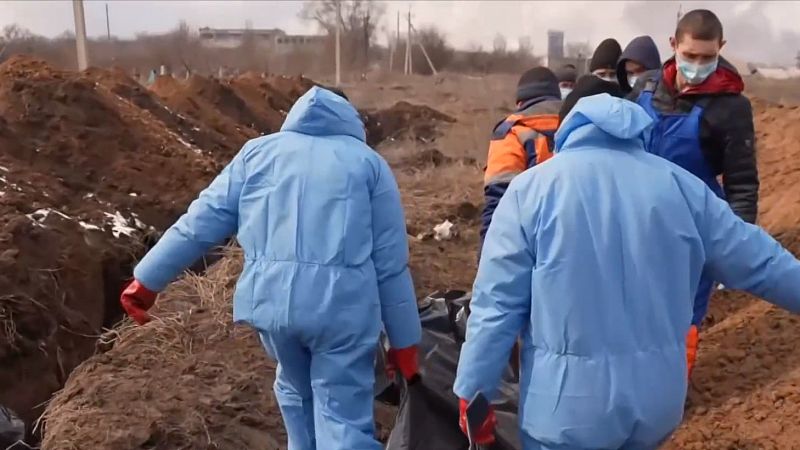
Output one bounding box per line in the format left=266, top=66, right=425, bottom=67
left=546, top=30, right=589, bottom=74
left=198, top=27, right=326, bottom=54
left=547, top=30, right=565, bottom=62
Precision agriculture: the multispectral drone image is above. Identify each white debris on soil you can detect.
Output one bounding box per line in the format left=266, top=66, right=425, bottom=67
left=433, top=220, right=455, bottom=241
left=83, top=193, right=95, bottom=199
left=78, top=221, right=102, bottom=231
left=192, top=127, right=201, bottom=132
left=129, top=193, right=138, bottom=197
left=0, top=191, right=5, bottom=197
left=104, top=212, right=138, bottom=238
left=0, top=165, right=8, bottom=172
left=26, top=208, right=73, bottom=227
left=0, top=176, right=23, bottom=192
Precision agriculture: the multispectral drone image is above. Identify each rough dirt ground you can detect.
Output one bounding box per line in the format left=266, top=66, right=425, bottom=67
left=29, top=67, right=800, bottom=450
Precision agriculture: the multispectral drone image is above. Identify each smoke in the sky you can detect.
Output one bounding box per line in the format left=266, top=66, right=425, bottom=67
left=622, top=1, right=800, bottom=65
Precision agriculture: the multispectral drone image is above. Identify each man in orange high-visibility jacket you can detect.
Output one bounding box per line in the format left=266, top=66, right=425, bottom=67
left=480, top=67, right=562, bottom=254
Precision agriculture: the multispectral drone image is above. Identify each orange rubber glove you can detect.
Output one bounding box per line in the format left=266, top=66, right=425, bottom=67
left=686, top=325, right=699, bottom=378
left=459, top=398, right=496, bottom=445
left=120, top=279, right=158, bottom=325
left=386, top=346, right=419, bottom=381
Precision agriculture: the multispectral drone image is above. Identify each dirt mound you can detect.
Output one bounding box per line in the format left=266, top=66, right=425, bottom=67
left=89, top=70, right=233, bottom=157
left=750, top=99, right=800, bottom=247
left=363, top=101, right=456, bottom=147
left=42, top=251, right=396, bottom=450
left=0, top=55, right=217, bottom=434
left=150, top=75, right=256, bottom=158
left=228, top=73, right=314, bottom=135
left=149, top=74, right=314, bottom=159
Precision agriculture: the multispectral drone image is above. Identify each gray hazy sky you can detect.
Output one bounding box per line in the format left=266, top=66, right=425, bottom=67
left=2, top=1, right=798, bottom=65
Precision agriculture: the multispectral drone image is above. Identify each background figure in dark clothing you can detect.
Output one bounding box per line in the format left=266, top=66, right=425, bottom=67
left=590, top=38, right=622, bottom=83
left=555, top=64, right=578, bottom=99
left=629, top=8, right=758, bottom=378
left=617, top=35, right=661, bottom=93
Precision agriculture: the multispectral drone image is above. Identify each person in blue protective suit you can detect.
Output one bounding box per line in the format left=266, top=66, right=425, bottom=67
left=119, top=85, right=422, bottom=450
left=629, top=10, right=758, bottom=377
left=453, top=84, right=800, bottom=449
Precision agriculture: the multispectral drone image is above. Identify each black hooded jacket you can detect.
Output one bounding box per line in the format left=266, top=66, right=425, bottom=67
left=616, top=36, right=661, bottom=92
left=629, top=56, right=758, bottom=223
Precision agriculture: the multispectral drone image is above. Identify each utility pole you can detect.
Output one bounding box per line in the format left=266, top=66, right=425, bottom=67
left=72, top=0, right=89, bottom=70
left=105, top=3, right=111, bottom=40
left=411, top=24, right=437, bottom=76
left=404, top=5, right=412, bottom=75
left=389, top=10, right=399, bottom=72
left=335, top=0, right=341, bottom=86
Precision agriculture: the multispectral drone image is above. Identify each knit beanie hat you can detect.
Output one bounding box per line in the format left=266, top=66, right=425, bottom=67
left=589, top=38, right=623, bottom=72
left=558, top=75, right=624, bottom=123
left=555, top=65, right=578, bottom=83
left=516, top=67, right=560, bottom=103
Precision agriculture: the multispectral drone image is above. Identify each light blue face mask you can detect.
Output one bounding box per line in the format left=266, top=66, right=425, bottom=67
left=677, top=56, right=718, bottom=85
left=560, top=87, right=573, bottom=99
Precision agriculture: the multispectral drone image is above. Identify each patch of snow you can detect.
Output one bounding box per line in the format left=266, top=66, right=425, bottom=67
left=177, top=113, right=188, bottom=120
left=0, top=176, right=23, bottom=193
left=192, top=127, right=201, bottom=132
left=104, top=212, right=137, bottom=238
left=27, top=208, right=71, bottom=226
left=0, top=165, right=8, bottom=172
left=176, top=136, right=193, bottom=148
left=129, top=192, right=138, bottom=197
left=79, top=221, right=102, bottom=231
left=83, top=192, right=96, bottom=199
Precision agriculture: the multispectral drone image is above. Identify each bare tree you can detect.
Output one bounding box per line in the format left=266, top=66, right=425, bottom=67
left=390, top=26, right=453, bottom=75
left=517, top=36, right=533, bottom=56
left=300, top=0, right=386, bottom=69
left=492, top=33, right=507, bottom=55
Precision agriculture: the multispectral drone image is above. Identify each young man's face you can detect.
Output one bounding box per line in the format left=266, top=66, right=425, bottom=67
left=624, top=60, right=647, bottom=77
left=559, top=81, right=575, bottom=89
left=670, top=34, right=725, bottom=64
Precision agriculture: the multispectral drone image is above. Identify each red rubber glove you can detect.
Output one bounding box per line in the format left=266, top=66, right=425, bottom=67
left=386, top=346, right=419, bottom=381
left=459, top=398, right=496, bottom=445
left=120, top=279, right=158, bottom=325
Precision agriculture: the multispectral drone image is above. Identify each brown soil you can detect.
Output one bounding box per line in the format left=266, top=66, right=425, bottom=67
left=0, top=55, right=221, bottom=431
left=41, top=254, right=289, bottom=450
left=363, top=101, right=456, bottom=147
left=228, top=73, right=315, bottom=134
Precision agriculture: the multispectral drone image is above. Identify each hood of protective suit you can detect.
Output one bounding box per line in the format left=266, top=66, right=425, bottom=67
left=281, top=86, right=366, bottom=142
left=555, top=94, right=653, bottom=153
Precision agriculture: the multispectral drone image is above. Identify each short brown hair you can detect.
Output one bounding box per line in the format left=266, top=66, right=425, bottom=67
left=675, top=9, right=724, bottom=42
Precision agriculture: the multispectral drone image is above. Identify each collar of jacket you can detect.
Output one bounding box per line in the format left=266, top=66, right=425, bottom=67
left=517, top=96, right=560, bottom=112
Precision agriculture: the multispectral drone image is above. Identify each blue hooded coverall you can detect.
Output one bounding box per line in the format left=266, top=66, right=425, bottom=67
left=453, top=94, right=800, bottom=450
left=134, top=87, right=422, bottom=450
